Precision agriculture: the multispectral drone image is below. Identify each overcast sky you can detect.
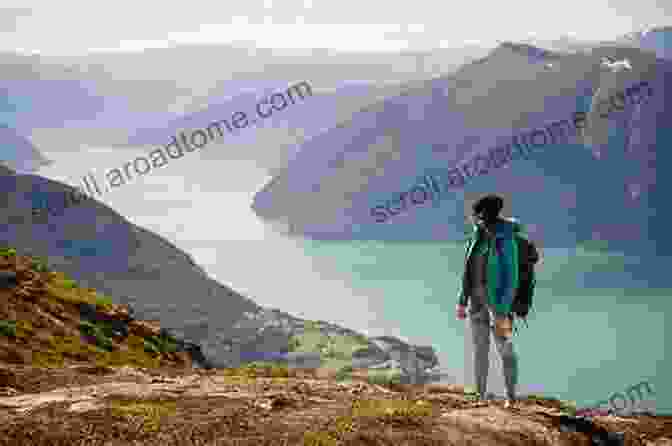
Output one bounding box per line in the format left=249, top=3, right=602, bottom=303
left=1, top=0, right=670, bottom=55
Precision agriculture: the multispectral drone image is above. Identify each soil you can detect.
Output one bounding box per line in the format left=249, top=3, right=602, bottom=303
left=0, top=363, right=670, bottom=446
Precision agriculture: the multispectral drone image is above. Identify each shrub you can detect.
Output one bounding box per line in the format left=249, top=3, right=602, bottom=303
left=144, top=332, right=179, bottom=354
left=335, top=365, right=353, bottom=382
left=287, top=336, right=301, bottom=352
left=0, top=247, right=16, bottom=258
left=93, top=292, right=114, bottom=309
left=558, top=400, right=578, bottom=416
left=30, top=256, right=50, bottom=273
left=78, top=321, right=114, bottom=352
left=143, top=338, right=161, bottom=354
left=61, top=278, right=77, bottom=289
left=0, top=320, right=17, bottom=338
left=366, top=370, right=402, bottom=387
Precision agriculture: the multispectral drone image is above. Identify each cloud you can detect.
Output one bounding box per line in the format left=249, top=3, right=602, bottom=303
left=0, top=7, right=33, bottom=32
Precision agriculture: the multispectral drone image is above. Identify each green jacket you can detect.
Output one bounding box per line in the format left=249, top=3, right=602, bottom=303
left=458, top=218, right=527, bottom=314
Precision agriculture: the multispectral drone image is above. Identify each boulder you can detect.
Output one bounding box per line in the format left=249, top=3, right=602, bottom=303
left=0, top=271, right=17, bottom=289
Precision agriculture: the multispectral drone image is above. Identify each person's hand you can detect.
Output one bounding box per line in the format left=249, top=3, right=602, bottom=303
left=456, top=304, right=467, bottom=320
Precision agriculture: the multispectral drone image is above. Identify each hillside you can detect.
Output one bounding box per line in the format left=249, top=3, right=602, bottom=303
left=0, top=245, right=202, bottom=373
left=0, top=243, right=670, bottom=444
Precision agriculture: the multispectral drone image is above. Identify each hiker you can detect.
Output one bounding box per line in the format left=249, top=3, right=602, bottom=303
left=455, top=194, right=539, bottom=408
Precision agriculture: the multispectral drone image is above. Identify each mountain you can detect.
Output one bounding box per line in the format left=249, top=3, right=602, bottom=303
left=0, top=125, right=52, bottom=174
left=0, top=164, right=438, bottom=372
left=251, top=28, right=672, bottom=257
left=2, top=44, right=489, bottom=175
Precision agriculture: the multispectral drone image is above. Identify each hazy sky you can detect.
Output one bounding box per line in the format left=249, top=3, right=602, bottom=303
left=1, top=1, right=670, bottom=55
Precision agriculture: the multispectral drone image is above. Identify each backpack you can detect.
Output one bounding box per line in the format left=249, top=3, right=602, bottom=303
left=511, top=235, right=540, bottom=321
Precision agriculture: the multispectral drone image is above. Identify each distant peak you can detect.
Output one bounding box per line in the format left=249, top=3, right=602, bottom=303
left=495, top=41, right=560, bottom=60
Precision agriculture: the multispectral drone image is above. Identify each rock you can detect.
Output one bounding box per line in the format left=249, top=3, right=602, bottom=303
left=128, top=319, right=161, bottom=338
left=172, top=351, right=192, bottom=368
left=0, top=271, right=17, bottom=289
left=100, top=302, right=132, bottom=320
left=0, top=386, right=18, bottom=396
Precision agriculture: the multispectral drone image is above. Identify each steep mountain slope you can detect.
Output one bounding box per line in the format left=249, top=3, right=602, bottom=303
left=251, top=29, right=672, bottom=257
left=0, top=165, right=438, bottom=370
left=0, top=125, right=52, bottom=174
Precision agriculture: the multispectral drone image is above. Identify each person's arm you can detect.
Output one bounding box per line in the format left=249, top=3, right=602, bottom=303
left=456, top=232, right=476, bottom=316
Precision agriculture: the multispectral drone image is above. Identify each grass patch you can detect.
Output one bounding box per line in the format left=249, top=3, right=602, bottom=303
left=44, top=271, right=113, bottom=310
left=365, top=368, right=402, bottom=387
left=0, top=320, right=17, bottom=338
left=0, top=247, right=16, bottom=258
left=526, top=393, right=561, bottom=402
left=32, top=335, right=104, bottom=368
left=288, top=322, right=370, bottom=368
left=14, top=319, right=35, bottom=338
left=303, top=430, right=338, bottom=446
left=236, top=362, right=291, bottom=378
left=29, top=334, right=163, bottom=369
left=108, top=398, right=177, bottom=432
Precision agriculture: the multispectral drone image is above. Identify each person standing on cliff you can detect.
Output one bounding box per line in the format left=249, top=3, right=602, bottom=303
left=455, top=194, right=538, bottom=408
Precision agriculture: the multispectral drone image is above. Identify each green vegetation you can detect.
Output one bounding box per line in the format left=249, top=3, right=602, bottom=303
left=288, top=321, right=370, bottom=371
left=0, top=320, right=17, bottom=338
left=303, top=430, right=338, bottom=446
left=287, top=336, right=301, bottom=352
left=335, top=365, right=353, bottom=382
left=558, top=399, right=578, bottom=416
left=78, top=320, right=114, bottom=352
left=0, top=246, right=17, bottom=258
left=27, top=333, right=162, bottom=369
left=365, top=368, right=402, bottom=387
left=44, top=271, right=113, bottom=310
left=303, top=397, right=434, bottom=441
left=351, top=398, right=433, bottom=419
left=30, top=256, right=51, bottom=273
left=109, top=398, right=177, bottom=432
left=237, top=362, right=291, bottom=378
left=143, top=332, right=179, bottom=354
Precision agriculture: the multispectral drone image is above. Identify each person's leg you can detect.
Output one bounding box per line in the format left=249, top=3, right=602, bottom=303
left=492, top=315, right=518, bottom=401
left=470, top=307, right=491, bottom=399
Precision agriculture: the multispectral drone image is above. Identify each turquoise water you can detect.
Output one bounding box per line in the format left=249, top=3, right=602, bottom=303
left=300, top=239, right=669, bottom=413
